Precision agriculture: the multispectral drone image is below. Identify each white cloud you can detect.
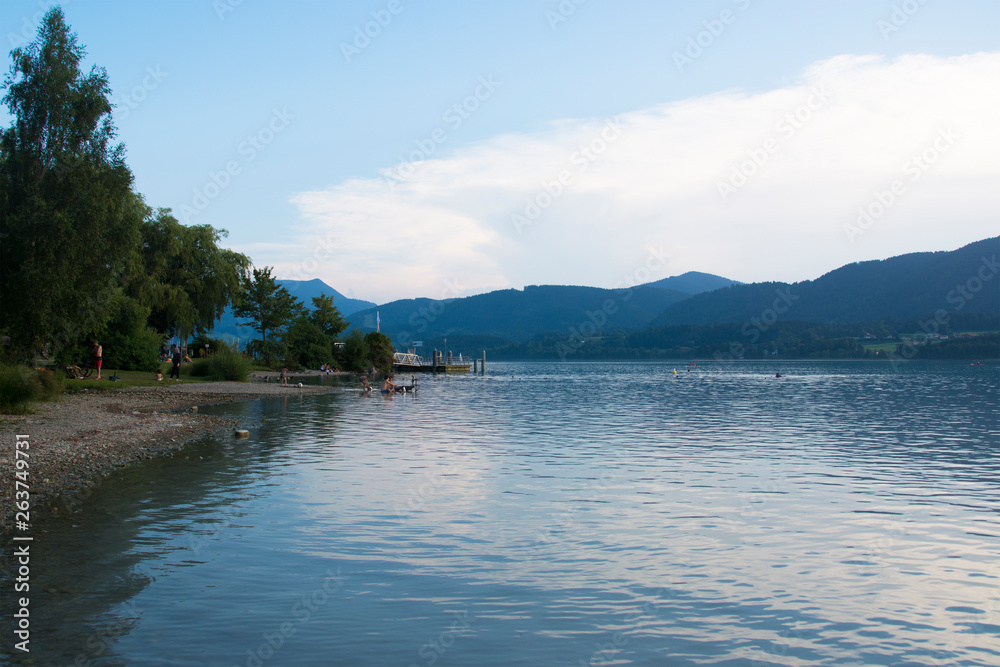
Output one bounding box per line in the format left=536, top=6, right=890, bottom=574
left=279, top=52, right=1000, bottom=304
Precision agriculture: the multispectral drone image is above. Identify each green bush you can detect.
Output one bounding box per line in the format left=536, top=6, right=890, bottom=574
left=98, top=293, right=163, bottom=372
left=188, top=358, right=211, bottom=377
left=200, top=344, right=252, bottom=381
left=103, top=329, right=163, bottom=372
left=36, top=368, right=62, bottom=399
left=0, top=364, right=62, bottom=413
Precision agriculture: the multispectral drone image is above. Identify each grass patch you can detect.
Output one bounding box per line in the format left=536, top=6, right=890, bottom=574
left=0, top=364, right=63, bottom=413
left=62, top=366, right=214, bottom=392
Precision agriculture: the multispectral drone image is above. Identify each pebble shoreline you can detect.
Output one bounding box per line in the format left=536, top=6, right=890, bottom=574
left=0, top=381, right=339, bottom=531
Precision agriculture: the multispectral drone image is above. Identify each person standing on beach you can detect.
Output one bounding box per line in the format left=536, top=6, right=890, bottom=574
left=169, top=345, right=182, bottom=381
left=91, top=339, right=103, bottom=379
left=280, top=366, right=288, bottom=387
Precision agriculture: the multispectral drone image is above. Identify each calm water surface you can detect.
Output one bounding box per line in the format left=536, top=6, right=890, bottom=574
left=2, top=361, right=998, bottom=666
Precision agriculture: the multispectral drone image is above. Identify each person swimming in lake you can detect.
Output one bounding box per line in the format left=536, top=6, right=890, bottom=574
left=382, top=375, right=396, bottom=393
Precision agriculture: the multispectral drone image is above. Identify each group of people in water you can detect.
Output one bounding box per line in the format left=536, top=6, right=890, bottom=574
left=357, top=374, right=417, bottom=394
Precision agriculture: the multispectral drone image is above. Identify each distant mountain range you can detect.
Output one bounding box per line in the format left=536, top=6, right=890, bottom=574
left=207, top=238, right=999, bottom=354
left=347, top=284, right=691, bottom=344
left=651, top=237, right=999, bottom=327
left=344, top=271, right=736, bottom=344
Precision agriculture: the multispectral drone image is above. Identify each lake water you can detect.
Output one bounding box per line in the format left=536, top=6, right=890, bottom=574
left=2, top=360, right=999, bottom=666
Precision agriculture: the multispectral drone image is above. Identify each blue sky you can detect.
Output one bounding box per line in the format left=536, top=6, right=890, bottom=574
left=3, top=1, right=998, bottom=303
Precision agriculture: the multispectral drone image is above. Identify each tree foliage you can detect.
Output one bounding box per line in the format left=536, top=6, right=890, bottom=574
left=284, top=319, right=333, bottom=370
left=309, top=294, right=348, bottom=339
left=364, top=331, right=395, bottom=374
left=0, top=7, right=139, bottom=354
left=340, top=329, right=370, bottom=372
left=128, top=207, right=250, bottom=338
left=97, top=292, right=162, bottom=372
left=233, top=266, right=303, bottom=365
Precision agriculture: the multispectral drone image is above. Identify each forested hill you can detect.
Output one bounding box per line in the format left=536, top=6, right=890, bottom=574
left=642, top=271, right=737, bottom=294
left=278, top=279, right=375, bottom=316
left=348, top=284, right=691, bottom=344
left=651, top=237, right=1000, bottom=327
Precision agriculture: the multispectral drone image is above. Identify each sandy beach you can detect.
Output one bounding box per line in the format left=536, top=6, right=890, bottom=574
left=0, top=381, right=339, bottom=531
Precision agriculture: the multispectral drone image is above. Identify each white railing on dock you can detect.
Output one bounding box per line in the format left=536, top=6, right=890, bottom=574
left=393, top=352, right=423, bottom=366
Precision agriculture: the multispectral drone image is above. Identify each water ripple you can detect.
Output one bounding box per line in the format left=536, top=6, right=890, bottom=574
left=2, top=360, right=998, bottom=666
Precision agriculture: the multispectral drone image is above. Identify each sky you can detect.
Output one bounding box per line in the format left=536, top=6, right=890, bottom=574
left=2, top=0, right=998, bottom=305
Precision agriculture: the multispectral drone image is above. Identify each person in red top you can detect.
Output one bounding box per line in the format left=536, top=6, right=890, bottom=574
left=91, top=339, right=103, bottom=379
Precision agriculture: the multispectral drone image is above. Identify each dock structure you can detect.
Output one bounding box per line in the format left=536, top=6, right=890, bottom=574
left=393, top=350, right=471, bottom=373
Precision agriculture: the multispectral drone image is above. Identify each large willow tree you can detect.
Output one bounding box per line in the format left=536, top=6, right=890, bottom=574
left=0, top=7, right=139, bottom=355
left=129, top=207, right=251, bottom=340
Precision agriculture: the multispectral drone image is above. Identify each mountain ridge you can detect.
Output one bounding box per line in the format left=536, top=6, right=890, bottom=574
left=650, top=237, right=999, bottom=327
left=347, top=284, right=694, bottom=344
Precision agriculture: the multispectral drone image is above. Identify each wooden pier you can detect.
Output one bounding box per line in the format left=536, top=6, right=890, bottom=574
left=393, top=349, right=486, bottom=374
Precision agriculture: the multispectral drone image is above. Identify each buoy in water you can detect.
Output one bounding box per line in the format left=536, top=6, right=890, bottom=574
left=234, top=429, right=250, bottom=438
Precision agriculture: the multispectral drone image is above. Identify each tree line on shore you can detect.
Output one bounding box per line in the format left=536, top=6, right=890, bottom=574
left=0, top=8, right=391, bottom=382
left=418, top=313, right=1000, bottom=362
